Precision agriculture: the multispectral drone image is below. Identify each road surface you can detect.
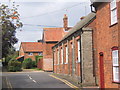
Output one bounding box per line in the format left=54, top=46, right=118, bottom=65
left=2, top=71, right=75, bottom=89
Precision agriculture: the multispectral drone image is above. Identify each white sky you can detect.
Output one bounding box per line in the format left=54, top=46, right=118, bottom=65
left=1, top=0, right=92, bottom=50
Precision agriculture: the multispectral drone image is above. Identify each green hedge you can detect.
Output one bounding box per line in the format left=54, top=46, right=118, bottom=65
left=22, top=58, right=32, bottom=69
left=32, top=61, right=37, bottom=67
left=8, top=60, right=22, bottom=72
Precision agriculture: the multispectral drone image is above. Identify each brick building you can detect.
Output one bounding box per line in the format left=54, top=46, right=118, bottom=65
left=52, top=12, right=96, bottom=86
left=91, top=0, right=120, bottom=88
left=42, top=15, right=71, bottom=71
left=18, top=42, right=43, bottom=61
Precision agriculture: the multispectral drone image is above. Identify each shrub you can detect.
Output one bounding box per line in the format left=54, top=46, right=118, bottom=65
left=8, top=60, right=22, bottom=72
left=22, top=58, right=32, bottom=69
left=32, top=61, right=37, bottom=67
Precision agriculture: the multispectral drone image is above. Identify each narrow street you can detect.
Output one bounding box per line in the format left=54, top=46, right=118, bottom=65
left=2, top=71, right=75, bottom=89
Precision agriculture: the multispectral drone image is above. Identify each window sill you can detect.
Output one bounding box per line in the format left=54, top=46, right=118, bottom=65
left=64, top=63, right=68, bottom=64
left=109, top=22, right=118, bottom=27
left=112, top=81, right=120, bottom=84
left=76, top=61, right=80, bottom=63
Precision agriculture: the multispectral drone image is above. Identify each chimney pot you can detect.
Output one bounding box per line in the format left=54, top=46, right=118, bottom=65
left=80, top=16, right=85, bottom=20
left=63, top=14, right=68, bottom=30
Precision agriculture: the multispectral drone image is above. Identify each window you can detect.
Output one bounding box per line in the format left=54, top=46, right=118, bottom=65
left=28, top=52, right=33, bottom=56
left=65, top=46, right=68, bottom=64
left=61, top=48, right=63, bottom=64
left=77, top=40, right=81, bottom=62
left=58, top=49, right=60, bottom=65
left=112, top=47, right=119, bottom=82
left=38, top=52, right=43, bottom=56
left=110, top=0, right=117, bottom=25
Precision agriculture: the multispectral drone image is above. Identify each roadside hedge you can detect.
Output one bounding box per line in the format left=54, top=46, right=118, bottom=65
left=8, top=60, right=22, bottom=72
left=22, top=58, right=32, bottom=69
left=32, top=61, right=37, bottom=67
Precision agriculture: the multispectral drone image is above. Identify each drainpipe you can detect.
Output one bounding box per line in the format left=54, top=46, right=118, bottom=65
left=79, top=31, right=83, bottom=83
left=53, top=48, right=54, bottom=73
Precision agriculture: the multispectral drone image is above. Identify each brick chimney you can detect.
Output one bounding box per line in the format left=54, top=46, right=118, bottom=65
left=80, top=16, right=86, bottom=20
left=63, top=14, right=68, bottom=30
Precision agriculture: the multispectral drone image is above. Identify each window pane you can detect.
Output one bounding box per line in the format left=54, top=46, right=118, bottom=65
left=111, top=7, right=117, bottom=25
left=112, top=50, right=119, bottom=66
left=66, top=46, right=68, bottom=63
left=110, top=0, right=116, bottom=10
left=113, top=67, right=119, bottom=82
left=77, top=40, right=80, bottom=62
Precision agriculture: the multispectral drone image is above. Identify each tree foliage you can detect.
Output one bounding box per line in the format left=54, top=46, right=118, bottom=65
left=0, top=3, right=23, bottom=58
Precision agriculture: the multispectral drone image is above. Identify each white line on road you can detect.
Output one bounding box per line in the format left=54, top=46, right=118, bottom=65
left=27, top=75, right=37, bottom=83
left=32, top=80, right=37, bottom=83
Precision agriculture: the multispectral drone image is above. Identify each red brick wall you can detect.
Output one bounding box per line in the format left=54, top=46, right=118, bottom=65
left=37, top=58, right=43, bottom=69
left=117, top=1, right=120, bottom=88
left=24, top=52, right=40, bottom=61
left=19, top=46, right=24, bottom=56
left=95, top=2, right=119, bottom=88
left=43, top=42, right=56, bottom=71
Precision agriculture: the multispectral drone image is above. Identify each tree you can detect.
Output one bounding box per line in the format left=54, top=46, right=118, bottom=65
left=0, top=3, right=23, bottom=58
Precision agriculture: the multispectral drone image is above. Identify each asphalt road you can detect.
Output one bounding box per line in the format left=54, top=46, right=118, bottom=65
left=2, top=71, right=73, bottom=89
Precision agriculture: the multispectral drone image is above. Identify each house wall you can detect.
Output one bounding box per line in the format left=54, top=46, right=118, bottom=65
left=53, top=27, right=96, bottom=86
left=43, top=42, right=56, bottom=71
left=19, top=46, right=24, bottom=56
left=95, top=2, right=119, bottom=88
left=24, top=52, right=42, bottom=61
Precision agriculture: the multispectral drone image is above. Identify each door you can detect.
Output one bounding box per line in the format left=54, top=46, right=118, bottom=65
left=99, top=52, right=105, bottom=88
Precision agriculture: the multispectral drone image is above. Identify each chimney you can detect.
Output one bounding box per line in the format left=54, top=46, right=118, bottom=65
left=63, top=14, right=68, bottom=30
left=80, top=16, right=86, bottom=20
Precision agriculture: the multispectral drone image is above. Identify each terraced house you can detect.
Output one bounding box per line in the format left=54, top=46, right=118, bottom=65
left=91, top=0, right=120, bottom=88
left=42, top=15, right=71, bottom=71
left=53, top=0, right=120, bottom=88
left=52, top=12, right=96, bottom=86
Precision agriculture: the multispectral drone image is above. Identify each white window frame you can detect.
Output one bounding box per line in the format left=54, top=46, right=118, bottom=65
left=77, top=40, right=81, bottom=62
left=65, top=46, right=68, bottom=64
left=28, top=52, right=33, bottom=56
left=112, top=49, right=119, bottom=82
left=38, top=52, right=43, bottom=56
left=110, top=0, right=117, bottom=25
left=61, top=48, right=63, bottom=64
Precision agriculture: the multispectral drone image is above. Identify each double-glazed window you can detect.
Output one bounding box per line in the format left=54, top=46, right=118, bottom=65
left=28, top=52, right=33, bottom=56
left=57, top=49, right=60, bottom=65
left=38, top=52, right=43, bottom=56
left=65, top=46, right=68, bottom=64
left=110, top=0, right=117, bottom=25
left=77, top=40, right=81, bottom=62
left=61, top=48, right=63, bottom=64
left=112, top=47, right=119, bottom=82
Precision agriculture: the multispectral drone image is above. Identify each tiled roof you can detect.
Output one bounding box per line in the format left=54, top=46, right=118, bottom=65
left=21, top=42, right=43, bottom=52
left=53, top=12, right=96, bottom=48
left=43, top=27, right=70, bottom=42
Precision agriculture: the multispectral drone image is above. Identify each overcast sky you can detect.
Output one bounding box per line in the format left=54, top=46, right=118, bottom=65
left=1, top=0, right=91, bottom=50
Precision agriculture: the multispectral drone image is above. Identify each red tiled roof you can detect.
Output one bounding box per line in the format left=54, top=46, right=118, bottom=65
left=21, top=42, right=43, bottom=52
left=16, top=56, right=24, bottom=60
left=43, top=27, right=69, bottom=42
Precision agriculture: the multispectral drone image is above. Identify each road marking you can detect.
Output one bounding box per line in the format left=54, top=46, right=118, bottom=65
left=28, top=75, right=37, bottom=83
left=33, top=80, right=37, bottom=83
left=5, top=76, right=12, bottom=89
left=49, top=74, right=78, bottom=88
left=28, top=75, right=32, bottom=79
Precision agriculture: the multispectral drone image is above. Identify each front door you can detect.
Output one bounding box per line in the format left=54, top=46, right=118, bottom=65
left=99, top=52, right=105, bottom=88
